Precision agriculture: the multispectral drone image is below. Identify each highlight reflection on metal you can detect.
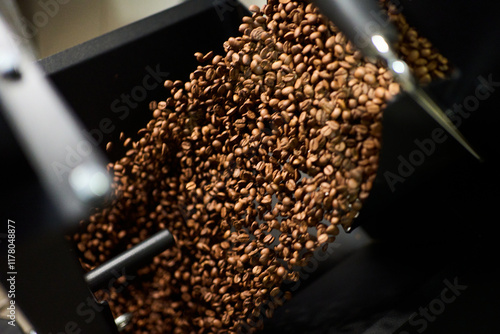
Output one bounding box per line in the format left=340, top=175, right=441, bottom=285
left=313, top=0, right=482, bottom=161
left=0, top=14, right=112, bottom=222
left=371, top=34, right=390, bottom=53
left=114, top=313, right=132, bottom=332
left=0, top=14, right=20, bottom=79
left=69, top=162, right=111, bottom=203
left=373, top=35, right=482, bottom=161
left=409, top=86, right=482, bottom=161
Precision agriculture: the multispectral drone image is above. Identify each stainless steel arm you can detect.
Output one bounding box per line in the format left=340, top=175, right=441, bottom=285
left=0, top=15, right=112, bottom=223
left=313, top=0, right=482, bottom=161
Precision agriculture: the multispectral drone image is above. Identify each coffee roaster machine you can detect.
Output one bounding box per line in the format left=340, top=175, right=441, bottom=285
left=1, top=0, right=500, bottom=333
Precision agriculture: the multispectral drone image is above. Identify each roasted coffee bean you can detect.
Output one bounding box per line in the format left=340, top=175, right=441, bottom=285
left=73, top=1, right=448, bottom=333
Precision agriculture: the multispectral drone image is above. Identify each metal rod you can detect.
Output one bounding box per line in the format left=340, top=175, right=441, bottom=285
left=410, top=87, right=483, bottom=161
left=0, top=15, right=112, bottom=223
left=84, top=229, right=175, bottom=291
left=312, top=0, right=483, bottom=161
left=114, top=313, right=132, bottom=332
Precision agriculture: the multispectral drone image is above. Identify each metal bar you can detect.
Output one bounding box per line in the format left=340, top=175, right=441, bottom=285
left=0, top=15, right=111, bottom=225
left=84, top=229, right=175, bottom=291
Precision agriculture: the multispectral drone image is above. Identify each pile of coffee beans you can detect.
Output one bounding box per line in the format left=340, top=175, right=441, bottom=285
left=71, top=1, right=448, bottom=333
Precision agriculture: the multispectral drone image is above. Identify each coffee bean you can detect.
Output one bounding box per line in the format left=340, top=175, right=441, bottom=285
left=73, top=1, right=448, bottom=332
left=366, top=104, right=380, bottom=113
left=281, top=86, right=294, bottom=96
left=363, top=73, right=376, bottom=85
left=324, top=165, right=334, bottom=176
left=249, top=4, right=260, bottom=13
left=317, top=234, right=328, bottom=244
left=374, top=87, right=386, bottom=99
left=263, top=234, right=275, bottom=244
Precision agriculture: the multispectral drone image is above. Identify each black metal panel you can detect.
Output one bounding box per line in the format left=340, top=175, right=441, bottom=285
left=39, top=0, right=247, bottom=160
